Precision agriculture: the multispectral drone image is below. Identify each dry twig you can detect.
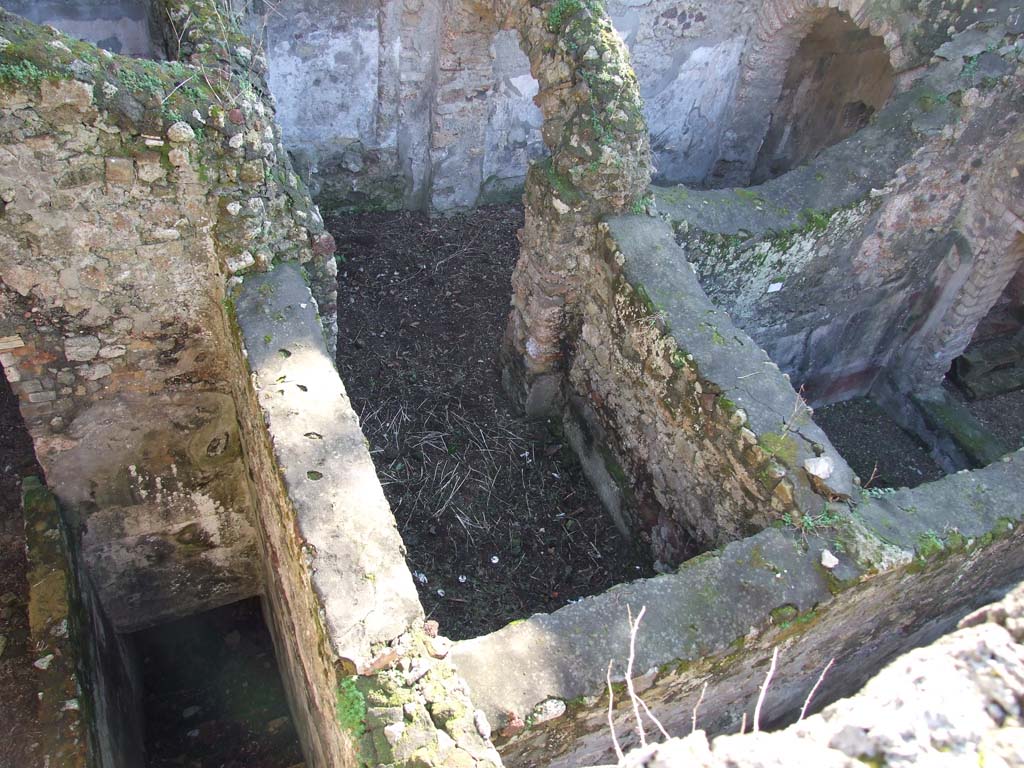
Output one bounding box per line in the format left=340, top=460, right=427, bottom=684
left=798, top=657, right=835, bottom=722
left=606, top=661, right=624, bottom=762
left=753, top=647, right=779, bottom=733
left=691, top=681, right=708, bottom=734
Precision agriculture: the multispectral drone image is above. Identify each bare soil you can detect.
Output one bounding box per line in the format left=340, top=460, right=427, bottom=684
left=813, top=397, right=944, bottom=489
left=0, top=374, right=41, bottom=767
left=328, top=205, right=652, bottom=640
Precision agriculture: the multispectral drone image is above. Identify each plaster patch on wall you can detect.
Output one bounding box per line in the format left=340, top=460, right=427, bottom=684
left=482, top=30, right=545, bottom=202
left=267, top=24, right=383, bottom=155
left=644, top=39, right=743, bottom=183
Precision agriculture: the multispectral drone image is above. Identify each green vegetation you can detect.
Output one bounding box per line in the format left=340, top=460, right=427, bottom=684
left=542, top=159, right=582, bottom=205
left=117, top=65, right=166, bottom=95
left=760, top=431, right=798, bottom=465
left=782, top=504, right=843, bottom=535
left=336, top=677, right=367, bottom=737
left=629, top=194, right=653, bottom=215
left=0, top=60, right=57, bottom=87
left=547, top=0, right=584, bottom=32
left=915, top=530, right=944, bottom=560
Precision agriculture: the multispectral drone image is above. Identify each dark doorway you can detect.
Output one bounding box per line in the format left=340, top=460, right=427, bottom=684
left=133, top=597, right=304, bottom=768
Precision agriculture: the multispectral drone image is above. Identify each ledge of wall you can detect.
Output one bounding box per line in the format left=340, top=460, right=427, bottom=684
left=568, top=215, right=853, bottom=563
left=232, top=262, right=423, bottom=766
left=616, top=577, right=1024, bottom=768
left=451, top=449, right=1024, bottom=768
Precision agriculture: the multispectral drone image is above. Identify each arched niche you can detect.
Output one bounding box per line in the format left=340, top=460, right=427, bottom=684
left=710, top=0, right=900, bottom=188
left=749, top=8, right=895, bottom=184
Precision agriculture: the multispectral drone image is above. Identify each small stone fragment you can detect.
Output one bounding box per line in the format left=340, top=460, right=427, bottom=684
left=383, top=721, right=405, bottom=747
left=474, top=710, right=491, bottom=740
left=423, top=619, right=439, bottom=638
left=64, top=335, right=100, bottom=362
left=821, top=549, right=839, bottom=570
left=500, top=710, right=525, bottom=738
left=404, top=658, right=431, bottom=685
left=34, top=654, right=55, bottom=670
left=530, top=698, right=566, bottom=724
left=804, top=456, right=834, bottom=480
left=167, top=121, right=196, bottom=143
left=425, top=634, right=451, bottom=659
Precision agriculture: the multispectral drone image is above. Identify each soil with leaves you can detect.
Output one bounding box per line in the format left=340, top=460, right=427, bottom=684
left=328, top=204, right=653, bottom=640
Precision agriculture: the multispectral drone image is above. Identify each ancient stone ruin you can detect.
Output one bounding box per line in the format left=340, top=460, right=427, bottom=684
left=0, top=0, right=1022, bottom=765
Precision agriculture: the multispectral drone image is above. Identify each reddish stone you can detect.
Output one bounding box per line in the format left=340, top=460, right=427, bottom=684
left=499, top=710, right=525, bottom=738
left=312, top=232, right=336, bottom=257
left=228, top=108, right=244, bottom=125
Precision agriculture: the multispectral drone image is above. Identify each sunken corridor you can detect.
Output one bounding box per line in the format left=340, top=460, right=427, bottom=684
left=0, top=0, right=1023, bottom=767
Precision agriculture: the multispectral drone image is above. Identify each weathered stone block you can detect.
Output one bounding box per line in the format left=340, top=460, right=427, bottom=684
left=63, top=336, right=100, bottom=362
left=103, top=156, right=133, bottom=185
left=39, top=78, right=93, bottom=113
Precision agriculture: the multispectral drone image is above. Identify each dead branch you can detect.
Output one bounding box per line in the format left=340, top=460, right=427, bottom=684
left=798, top=657, right=835, bottom=722
left=606, top=660, right=624, bottom=762
left=625, top=605, right=647, bottom=747
left=691, top=681, right=708, bottom=734
left=753, top=647, right=779, bottom=733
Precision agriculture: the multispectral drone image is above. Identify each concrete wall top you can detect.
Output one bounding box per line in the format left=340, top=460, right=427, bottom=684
left=235, top=263, right=423, bottom=667
left=452, top=449, right=1024, bottom=767
left=4, top=0, right=156, bottom=58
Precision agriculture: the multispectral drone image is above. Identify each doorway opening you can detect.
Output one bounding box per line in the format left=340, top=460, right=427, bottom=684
left=132, top=597, right=304, bottom=768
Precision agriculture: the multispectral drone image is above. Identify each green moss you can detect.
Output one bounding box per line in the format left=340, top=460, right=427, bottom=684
left=799, top=208, right=832, bottom=232
left=547, top=0, right=584, bottom=32
left=759, top=431, right=798, bottom=465
left=0, top=60, right=60, bottom=87
left=541, top=159, right=582, bottom=205
left=770, top=604, right=799, bottom=624
left=734, top=188, right=765, bottom=205
left=117, top=65, right=166, bottom=95
left=658, top=186, right=689, bottom=205
left=915, top=530, right=943, bottom=560
left=336, top=677, right=367, bottom=738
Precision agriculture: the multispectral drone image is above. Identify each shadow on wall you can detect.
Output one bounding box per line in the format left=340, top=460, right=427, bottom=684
left=751, top=9, right=894, bottom=184
left=3, top=0, right=158, bottom=58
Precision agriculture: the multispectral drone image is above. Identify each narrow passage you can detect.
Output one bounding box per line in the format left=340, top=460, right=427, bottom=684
left=0, top=372, right=42, bottom=766
left=329, top=205, right=652, bottom=639
left=137, top=598, right=303, bottom=768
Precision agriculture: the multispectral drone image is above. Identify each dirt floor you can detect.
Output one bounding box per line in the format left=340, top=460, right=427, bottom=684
left=813, top=397, right=944, bottom=489
left=328, top=205, right=653, bottom=640
left=0, top=375, right=42, bottom=767
left=138, top=598, right=304, bottom=768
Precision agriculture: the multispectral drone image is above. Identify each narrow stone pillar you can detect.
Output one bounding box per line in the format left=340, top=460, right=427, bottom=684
left=500, top=0, right=651, bottom=417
